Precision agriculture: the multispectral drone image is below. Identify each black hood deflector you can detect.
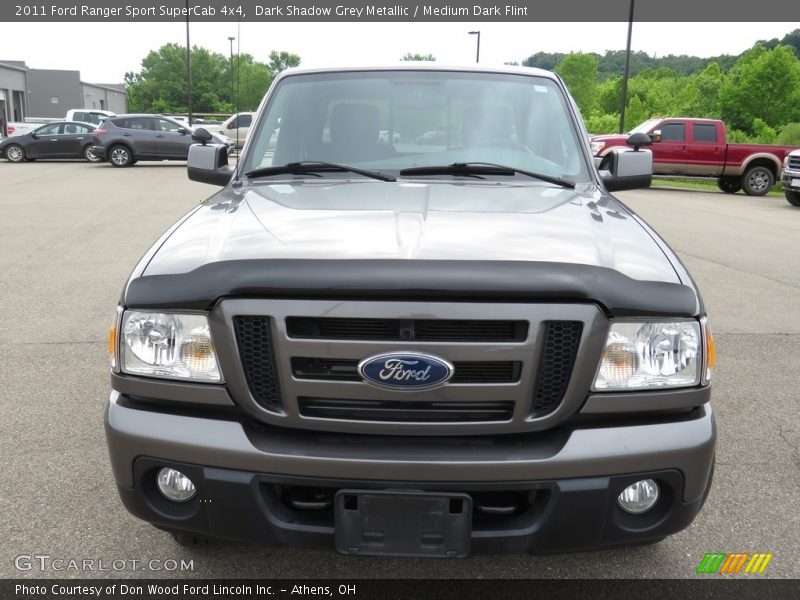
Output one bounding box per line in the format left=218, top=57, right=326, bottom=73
left=123, top=259, right=699, bottom=317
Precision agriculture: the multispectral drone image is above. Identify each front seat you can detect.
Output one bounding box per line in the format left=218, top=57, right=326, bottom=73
left=461, top=107, right=513, bottom=147
left=328, top=103, right=393, bottom=163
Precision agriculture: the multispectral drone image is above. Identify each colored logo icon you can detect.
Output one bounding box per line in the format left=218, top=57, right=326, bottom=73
left=696, top=552, right=773, bottom=574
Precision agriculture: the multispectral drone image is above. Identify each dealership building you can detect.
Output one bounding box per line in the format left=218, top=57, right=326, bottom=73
left=0, top=60, right=126, bottom=130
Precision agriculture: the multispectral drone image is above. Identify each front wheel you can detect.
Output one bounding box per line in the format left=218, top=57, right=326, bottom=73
left=786, top=190, right=800, bottom=207
left=84, top=145, right=102, bottom=162
left=741, top=166, right=774, bottom=196
left=717, top=177, right=741, bottom=194
left=109, top=144, right=133, bottom=167
left=6, top=144, right=25, bottom=162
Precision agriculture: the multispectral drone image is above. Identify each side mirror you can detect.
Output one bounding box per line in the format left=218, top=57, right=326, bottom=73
left=191, top=127, right=213, bottom=144
left=599, top=147, right=652, bottom=192
left=649, top=129, right=662, bottom=143
left=30, top=133, right=38, bottom=139
left=226, top=122, right=236, bottom=130
left=626, top=132, right=652, bottom=150
left=188, top=142, right=232, bottom=186
left=177, top=127, right=188, bottom=135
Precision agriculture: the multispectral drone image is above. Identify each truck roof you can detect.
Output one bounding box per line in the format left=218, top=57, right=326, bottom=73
left=275, top=63, right=560, bottom=81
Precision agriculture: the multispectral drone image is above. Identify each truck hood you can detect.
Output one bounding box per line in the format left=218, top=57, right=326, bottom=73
left=143, top=180, right=679, bottom=284
left=128, top=180, right=698, bottom=316
left=590, top=134, right=628, bottom=146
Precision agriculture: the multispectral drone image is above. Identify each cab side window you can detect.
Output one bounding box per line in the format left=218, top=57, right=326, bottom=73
left=233, top=114, right=252, bottom=128
left=693, top=124, right=717, bottom=143
left=660, top=123, right=685, bottom=142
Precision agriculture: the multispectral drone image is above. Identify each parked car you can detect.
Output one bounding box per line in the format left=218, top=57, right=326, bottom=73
left=209, top=112, right=254, bottom=149
left=105, top=64, right=715, bottom=556
left=4, top=118, right=60, bottom=138
left=90, top=114, right=232, bottom=167
left=415, top=129, right=450, bottom=145
left=591, top=117, right=798, bottom=196
left=65, top=108, right=116, bottom=126
left=781, top=149, right=800, bottom=207
left=0, top=121, right=99, bottom=162
left=379, top=130, right=401, bottom=143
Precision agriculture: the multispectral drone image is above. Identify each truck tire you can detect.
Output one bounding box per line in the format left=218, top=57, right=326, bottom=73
left=741, top=165, right=774, bottom=196
left=786, top=190, right=800, bottom=207
left=717, top=177, right=741, bottom=194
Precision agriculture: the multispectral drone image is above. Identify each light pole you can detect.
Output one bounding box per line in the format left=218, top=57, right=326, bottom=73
left=468, top=31, right=480, bottom=64
left=185, top=0, right=192, bottom=125
left=619, top=0, right=635, bottom=133
left=228, top=36, right=236, bottom=108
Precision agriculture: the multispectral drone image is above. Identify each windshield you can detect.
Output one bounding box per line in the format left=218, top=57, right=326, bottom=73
left=243, top=70, right=591, bottom=183
left=629, top=119, right=661, bottom=135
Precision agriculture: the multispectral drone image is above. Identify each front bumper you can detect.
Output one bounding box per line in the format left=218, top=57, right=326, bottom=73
left=781, top=168, right=800, bottom=190
left=105, top=393, right=716, bottom=554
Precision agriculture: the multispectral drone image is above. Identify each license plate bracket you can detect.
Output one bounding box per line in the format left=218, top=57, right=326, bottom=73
left=791, top=177, right=800, bottom=188
left=335, top=490, right=472, bottom=558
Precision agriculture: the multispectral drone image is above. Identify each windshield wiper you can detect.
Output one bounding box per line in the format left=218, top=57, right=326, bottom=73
left=399, top=162, right=575, bottom=189
left=245, top=161, right=396, bottom=182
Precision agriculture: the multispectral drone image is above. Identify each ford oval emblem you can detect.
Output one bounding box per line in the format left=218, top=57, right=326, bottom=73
left=358, top=352, right=454, bottom=391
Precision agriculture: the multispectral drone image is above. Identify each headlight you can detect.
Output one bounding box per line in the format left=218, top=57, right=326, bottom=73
left=593, top=320, right=701, bottom=390
left=121, top=310, right=222, bottom=382
left=590, top=140, right=605, bottom=156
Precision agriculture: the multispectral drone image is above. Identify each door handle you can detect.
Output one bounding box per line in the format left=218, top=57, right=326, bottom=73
left=122, top=133, right=132, bottom=137
left=50, top=139, right=58, bottom=142
left=77, top=137, right=84, bottom=140
left=156, top=135, right=164, bottom=138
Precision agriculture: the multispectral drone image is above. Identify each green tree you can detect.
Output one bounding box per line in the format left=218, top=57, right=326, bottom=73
left=682, top=62, right=724, bottom=118
left=125, top=43, right=233, bottom=113
left=751, top=118, right=777, bottom=143
left=232, top=54, right=270, bottom=111
left=401, top=53, right=436, bottom=61
left=777, top=122, right=800, bottom=145
left=555, top=53, right=599, bottom=113
left=125, top=44, right=301, bottom=115
left=584, top=111, right=619, bottom=134
left=267, top=51, right=301, bottom=78
left=719, top=45, right=800, bottom=133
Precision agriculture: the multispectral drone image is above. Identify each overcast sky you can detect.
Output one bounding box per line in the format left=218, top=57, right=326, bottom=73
left=1, top=21, right=798, bottom=83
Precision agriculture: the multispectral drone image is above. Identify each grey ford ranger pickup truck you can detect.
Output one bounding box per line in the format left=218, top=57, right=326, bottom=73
left=105, top=65, right=716, bottom=557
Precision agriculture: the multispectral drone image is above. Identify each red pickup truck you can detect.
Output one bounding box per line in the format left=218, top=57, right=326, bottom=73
left=591, top=118, right=798, bottom=196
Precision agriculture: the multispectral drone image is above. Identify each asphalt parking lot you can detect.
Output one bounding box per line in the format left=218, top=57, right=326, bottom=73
left=0, top=161, right=798, bottom=579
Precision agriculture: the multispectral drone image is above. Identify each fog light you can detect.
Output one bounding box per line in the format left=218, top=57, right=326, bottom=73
left=617, top=479, right=660, bottom=514
left=156, top=468, right=196, bottom=502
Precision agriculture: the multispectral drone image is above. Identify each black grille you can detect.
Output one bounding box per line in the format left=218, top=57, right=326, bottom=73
left=233, top=316, right=281, bottom=410
left=299, top=398, right=515, bottom=422
left=286, top=317, right=528, bottom=342
left=531, top=321, right=583, bottom=417
left=788, top=156, right=800, bottom=170
left=291, top=358, right=521, bottom=383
